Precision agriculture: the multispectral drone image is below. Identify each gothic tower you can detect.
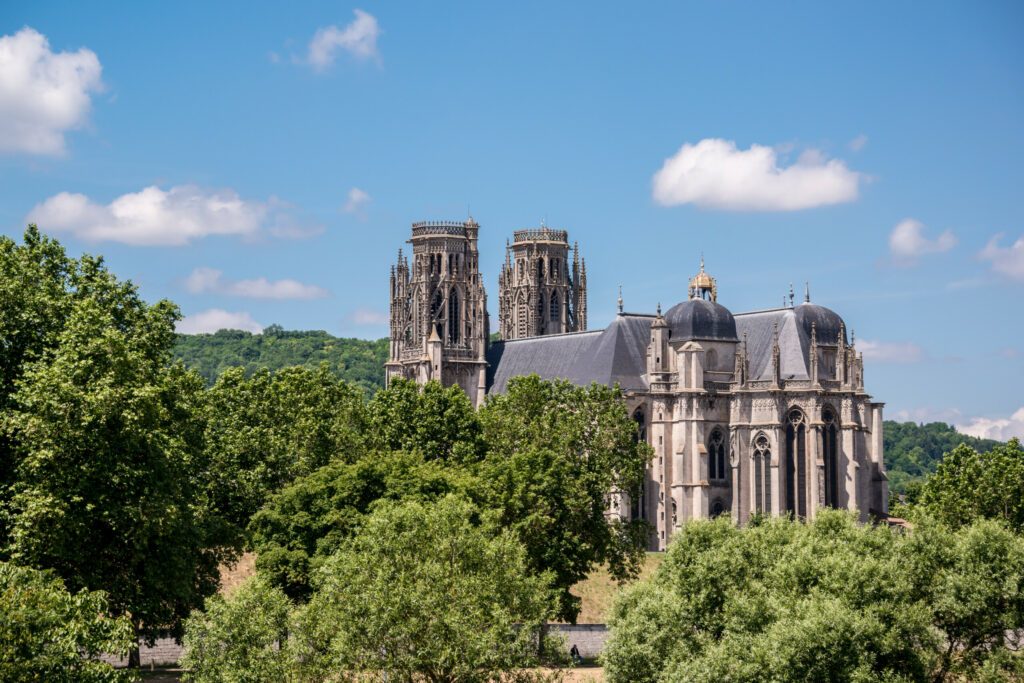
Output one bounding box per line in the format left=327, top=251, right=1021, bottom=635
left=497, top=226, right=586, bottom=339
left=386, top=218, right=488, bottom=406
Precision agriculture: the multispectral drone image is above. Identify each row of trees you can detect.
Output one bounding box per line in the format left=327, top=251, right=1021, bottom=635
left=0, top=228, right=651, bottom=680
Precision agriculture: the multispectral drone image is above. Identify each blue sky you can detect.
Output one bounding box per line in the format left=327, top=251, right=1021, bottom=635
left=2, top=2, right=1022, bottom=437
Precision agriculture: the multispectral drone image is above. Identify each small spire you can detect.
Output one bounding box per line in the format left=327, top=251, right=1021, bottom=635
left=656, top=302, right=662, bottom=316
left=851, top=329, right=856, bottom=346
left=617, top=285, right=624, bottom=315
left=804, top=282, right=810, bottom=303
left=788, top=283, right=794, bottom=308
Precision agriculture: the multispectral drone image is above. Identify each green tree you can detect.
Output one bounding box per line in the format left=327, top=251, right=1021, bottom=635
left=479, top=376, right=651, bottom=623
left=602, top=511, right=1024, bottom=683
left=883, top=420, right=1001, bottom=494
left=182, top=576, right=293, bottom=683
left=914, top=439, right=1024, bottom=532
left=0, top=561, right=136, bottom=683
left=2, top=239, right=231, bottom=661
left=290, top=495, right=557, bottom=683
left=367, top=378, right=485, bottom=463
left=201, top=365, right=368, bottom=543
left=249, top=450, right=475, bottom=600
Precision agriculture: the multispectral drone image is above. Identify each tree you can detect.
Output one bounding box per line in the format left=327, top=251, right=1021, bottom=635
left=0, top=561, right=136, bottom=683
left=181, top=576, right=292, bottom=683
left=366, top=378, right=486, bottom=463
left=883, top=420, right=1001, bottom=494
left=201, top=365, right=368, bottom=543
left=478, top=376, right=651, bottom=623
left=249, top=450, right=476, bottom=600
left=602, top=511, right=1024, bottom=683
left=289, top=495, right=557, bottom=683
left=915, top=439, right=1024, bottom=532
left=2, top=238, right=231, bottom=661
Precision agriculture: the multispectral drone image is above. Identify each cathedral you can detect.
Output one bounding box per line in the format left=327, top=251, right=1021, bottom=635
left=386, top=218, right=889, bottom=550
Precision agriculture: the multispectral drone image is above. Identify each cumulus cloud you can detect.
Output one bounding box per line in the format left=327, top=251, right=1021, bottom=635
left=651, top=138, right=862, bottom=211
left=979, top=233, right=1024, bottom=281
left=0, top=27, right=103, bottom=155
left=184, top=267, right=327, bottom=299
left=957, top=407, right=1024, bottom=441
left=306, top=10, right=380, bottom=70
left=343, top=187, right=371, bottom=214
left=352, top=308, right=388, bottom=325
left=858, top=339, right=925, bottom=363
left=177, top=309, right=263, bottom=334
left=888, top=218, right=956, bottom=264
left=27, top=184, right=318, bottom=246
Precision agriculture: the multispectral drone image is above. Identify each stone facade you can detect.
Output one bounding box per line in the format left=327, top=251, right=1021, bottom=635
left=387, top=222, right=888, bottom=549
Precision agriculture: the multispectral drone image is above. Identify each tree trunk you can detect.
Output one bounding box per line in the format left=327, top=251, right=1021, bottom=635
left=127, top=623, right=141, bottom=669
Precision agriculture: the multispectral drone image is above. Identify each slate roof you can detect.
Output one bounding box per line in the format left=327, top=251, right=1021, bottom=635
left=486, top=303, right=847, bottom=393
left=664, top=299, right=738, bottom=341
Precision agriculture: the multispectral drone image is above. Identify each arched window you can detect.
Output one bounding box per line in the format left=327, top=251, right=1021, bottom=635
left=550, top=291, right=560, bottom=322
left=711, top=498, right=725, bottom=518
left=537, top=259, right=545, bottom=280
left=536, top=293, right=546, bottom=334
left=705, top=348, right=718, bottom=371
left=785, top=409, right=806, bottom=517
left=753, top=433, right=771, bottom=515
left=448, top=289, right=460, bottom=344
left=709, top=429, right=727, bottom=481
left=431, top=289, right=444, bottom=338
left=823, top=407, right=840, bottom=508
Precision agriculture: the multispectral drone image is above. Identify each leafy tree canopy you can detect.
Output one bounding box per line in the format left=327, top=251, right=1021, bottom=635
left=0, top=561, right=136, bottom=683
left=884, top=420, right=1001, bottom=494
left=602, top=511, right=1024, bottom=683
left=479, top=376, right=652, bottom=623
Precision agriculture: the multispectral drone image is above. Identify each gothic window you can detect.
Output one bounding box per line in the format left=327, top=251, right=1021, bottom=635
left=823, top=407, right=840, bottom=508
left=753, top=433, right=771, bottom=515
left=711, top=498, right=725, bottom=518
left=537, top=259, right=545, bottom=280
left=785, top=408, right=807, bottom=517
left=537, top=293, right=546, bottom=333
left=430, top=289, right=443, bottom=338
left=552, top=259, right=560, bottom=279
left=448, top=289, right=460, bottom=344
left=550, top=291, right=560, bottom=322
left=705, top=348, right=718, bottom=371
left=708, top=428, right=727, bottom=481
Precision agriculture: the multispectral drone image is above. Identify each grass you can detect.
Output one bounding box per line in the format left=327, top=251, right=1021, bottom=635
left=567, top=552, right=664, bottom=623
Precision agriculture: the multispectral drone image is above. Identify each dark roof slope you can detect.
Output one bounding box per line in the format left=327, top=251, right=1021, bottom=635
left=663, top=299, right=737, bottom=341
left=486, top=330, right=602, bottom=394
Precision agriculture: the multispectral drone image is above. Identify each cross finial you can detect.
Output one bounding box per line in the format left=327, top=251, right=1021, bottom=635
left=617, top=285, right=623, bottom=315
left=700, top=252, right=705, bottom=273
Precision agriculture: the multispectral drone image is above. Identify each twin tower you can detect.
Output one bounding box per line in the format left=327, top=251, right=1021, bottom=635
left=386, top=218, right=587, bottom=405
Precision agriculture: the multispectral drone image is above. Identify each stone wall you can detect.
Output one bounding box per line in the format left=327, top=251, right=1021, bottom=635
left=549, top=624, right=609, bottom=660
left=102, top=638, right=183, bottom=668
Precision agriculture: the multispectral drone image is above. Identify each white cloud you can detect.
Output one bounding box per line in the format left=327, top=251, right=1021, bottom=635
left=848, top=134, right=868, bottom=152
left=352, top=308, right=388, bottom=326
left=27, top=184, right=318, bottom=246
left=343, top=187, right=371, bottom=214
left=979, top=233, right=1024, bottom=281
left=888, top=218, right=957, bottom=263
left=184, top=267, right=327, bottom=299
left=651, top=138, right=862, bottom=211
left=957, top=407, right=1024, bottom=441
left=177, top=309, right=263, bottom=334
left=306, top=10, right=380, bottom=70
left=892, top=407, right=964, bottom=424
left=858, top=339, right=924, bottom=363
left=0, top=27, right=103, bottom=155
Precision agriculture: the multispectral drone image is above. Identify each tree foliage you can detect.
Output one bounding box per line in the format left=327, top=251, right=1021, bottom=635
left=290, top=495, right=557, bottom=683
left=201, top=365, right=368, bottom=543
left=913, top=439, right=1024, bottom=532
left=602, top=511, right=1024, bottom=683
left=884, top=420, right=1001, bottom=494
left=479, top=376, right=652, bottom=623
left=0, top=561, right=136, bottom=683
left=181, top=576, right=292, bottom=683
left=0, top=227, right=231, bottom=650
left=173, top=327, right=388, bottom=394
left=249, top=450, right=475, bottom=600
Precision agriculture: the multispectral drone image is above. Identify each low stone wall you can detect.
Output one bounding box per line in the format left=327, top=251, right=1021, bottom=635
left=549, top=624, right=609, bottom=660
left=105, top=625, right=612, bottom=668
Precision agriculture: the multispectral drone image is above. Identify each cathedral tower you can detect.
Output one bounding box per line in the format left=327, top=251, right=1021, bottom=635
left=386, top=218, right=488, bottom=406
left=497, top=226, right=586, bottom=339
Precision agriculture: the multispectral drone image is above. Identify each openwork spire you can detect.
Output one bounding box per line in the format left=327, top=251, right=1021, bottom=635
left=688, top=256, right=718, bottom=302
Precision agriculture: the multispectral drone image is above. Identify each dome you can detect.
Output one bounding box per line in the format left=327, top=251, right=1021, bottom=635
left=794, top=302, right=846, bottom=344
left=664, top=298, right=738, bottom=341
